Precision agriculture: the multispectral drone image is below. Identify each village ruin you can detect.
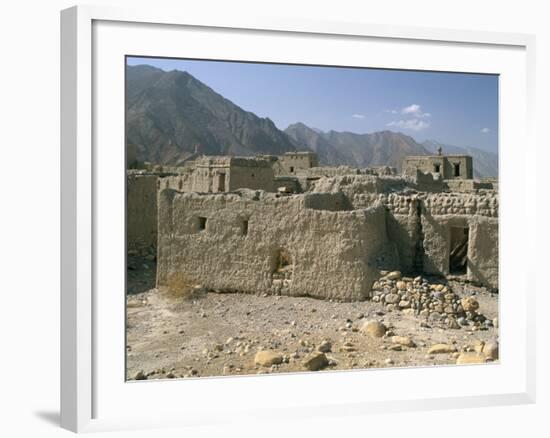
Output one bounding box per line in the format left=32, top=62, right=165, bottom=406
left=127, top=149, right=499, bottom=301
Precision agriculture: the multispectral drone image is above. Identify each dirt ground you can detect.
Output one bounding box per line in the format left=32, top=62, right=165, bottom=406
left=126, top=256, right=499, bottom=380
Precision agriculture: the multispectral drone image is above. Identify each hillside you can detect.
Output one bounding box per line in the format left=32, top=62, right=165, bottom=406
left=126, top=65, right=299, bottom=165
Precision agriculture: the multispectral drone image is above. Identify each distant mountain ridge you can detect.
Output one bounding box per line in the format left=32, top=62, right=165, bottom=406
left=126, top=64, right=497, bottom=178
left=284, top=123, right=429, bottom=171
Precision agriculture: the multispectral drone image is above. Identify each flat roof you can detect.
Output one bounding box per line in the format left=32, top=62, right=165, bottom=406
left=404, top=155, right=472, bottom=159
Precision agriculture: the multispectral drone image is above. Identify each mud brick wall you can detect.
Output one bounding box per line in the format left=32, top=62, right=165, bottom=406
left=156, top=190, right=393, bottom=301
left=127, top=173, right=158, bottom=254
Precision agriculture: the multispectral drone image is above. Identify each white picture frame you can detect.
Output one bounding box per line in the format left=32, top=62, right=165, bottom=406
left=60, top=4, right=536, bottom=433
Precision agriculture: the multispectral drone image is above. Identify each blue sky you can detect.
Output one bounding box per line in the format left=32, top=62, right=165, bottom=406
left=127, top=56, right=499, bottom=155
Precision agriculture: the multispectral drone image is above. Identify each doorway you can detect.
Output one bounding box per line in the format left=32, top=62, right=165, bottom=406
left=449, top=226, right=469, bottom=274
left=454, top=163, right=461, bottom=177
left=217, top=173, right=226, bottom=192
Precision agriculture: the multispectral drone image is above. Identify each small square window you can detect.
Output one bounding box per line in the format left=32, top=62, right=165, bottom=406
left=198, top=217, right=207, bottom=230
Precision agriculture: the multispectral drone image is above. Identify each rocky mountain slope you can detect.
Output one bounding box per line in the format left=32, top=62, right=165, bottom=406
left=126, top=65, right=300, bottom=165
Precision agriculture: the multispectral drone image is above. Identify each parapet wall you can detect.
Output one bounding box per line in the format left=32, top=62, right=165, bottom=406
left=348, top=192, right=498, bottom=218
left=156, top=190, right=391, bottom=301
left=312, top=174, right=410, bottom=195
left=297, top=166, right=396, bottom=179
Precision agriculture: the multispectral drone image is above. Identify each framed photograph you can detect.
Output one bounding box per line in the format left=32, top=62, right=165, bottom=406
left=61, top=5, right=536, bottom=433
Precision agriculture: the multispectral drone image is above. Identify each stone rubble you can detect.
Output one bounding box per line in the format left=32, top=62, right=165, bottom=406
left=371, top=272, right=492, bottom=330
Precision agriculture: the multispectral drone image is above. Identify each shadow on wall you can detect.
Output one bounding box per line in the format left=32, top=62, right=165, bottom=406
left=384, top=212, right=417, bottom=274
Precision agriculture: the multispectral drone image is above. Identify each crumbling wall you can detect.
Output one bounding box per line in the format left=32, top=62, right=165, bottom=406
left=420, top=212, right=498, bottom=288
left=127, top=173, right=158, bottom=254
left=159, top=157, right=276, bottom=193
left=414, top=170, right=445, bottom=193
left=274, top=176, right=302, bottom=193
left=300, top=166, right=396, bottom=179
left=227, top=159, right=275, bottom=192
left=445, top=179, right=496, bottom=192
left=161, top=170, right=196, bottom=192
left=403, top=156, right=443, bottom=178
left=403, top=155, right=473, bottom=180
left=278, top=152, right=318, bottom=174
left=371, top=192, right=498, bottom=287
left=468, top=218, right=498, bottom=288
left=300, top=192, right=353, bottom=211
left=444, top=155, right=473, bottom=179
left=423, top=192, right=498, bottom=217
left=308, top=176, right=499, bottom=288
left=311, top=174, right=410, bottom=195
left=419, top=192, right=498, bottom=287
left=156, top=190, right=390, bottom=301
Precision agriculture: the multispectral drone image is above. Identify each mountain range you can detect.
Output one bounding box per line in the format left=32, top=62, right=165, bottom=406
left=126, top=65, right=300, bottom=165
left=126, top=65, right=498, bottom=177
left=284, top=123, right=429, bottom=171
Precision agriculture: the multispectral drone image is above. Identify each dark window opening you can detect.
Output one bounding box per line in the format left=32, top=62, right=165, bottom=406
left=449, top=226, right=469, bottom=274
left=290, top=166, right=294, bottom=173
left=218, top=173, right=225, bottom=192
left=454, top=163, right=461, bottom=177
left=241, top=219, right=249, bottom=236
left=434, top=164, right=441, bottom=173
left=198, top=216, right=207, bottom=230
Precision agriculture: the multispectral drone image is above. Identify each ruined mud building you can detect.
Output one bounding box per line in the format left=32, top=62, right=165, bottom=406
left=128, top=150, right=498, bottom=301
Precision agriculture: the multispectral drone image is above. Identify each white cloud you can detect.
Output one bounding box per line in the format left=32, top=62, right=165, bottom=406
left=385, top=109, right=398, bottom=114
left=402, top=104, right=420, bottom=114
left=386, top=103, right=432, bottom=131
left=401, top=104, right=431, bottom=118
left=387, top=119, right=431, bottom=131
left=352, top=114, right=365, bottom=119
left=481, top=127, right=490, bottom=133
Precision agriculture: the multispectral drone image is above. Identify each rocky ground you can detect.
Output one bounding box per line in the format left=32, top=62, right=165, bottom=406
left=126, top=256, right=499, bottom=380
